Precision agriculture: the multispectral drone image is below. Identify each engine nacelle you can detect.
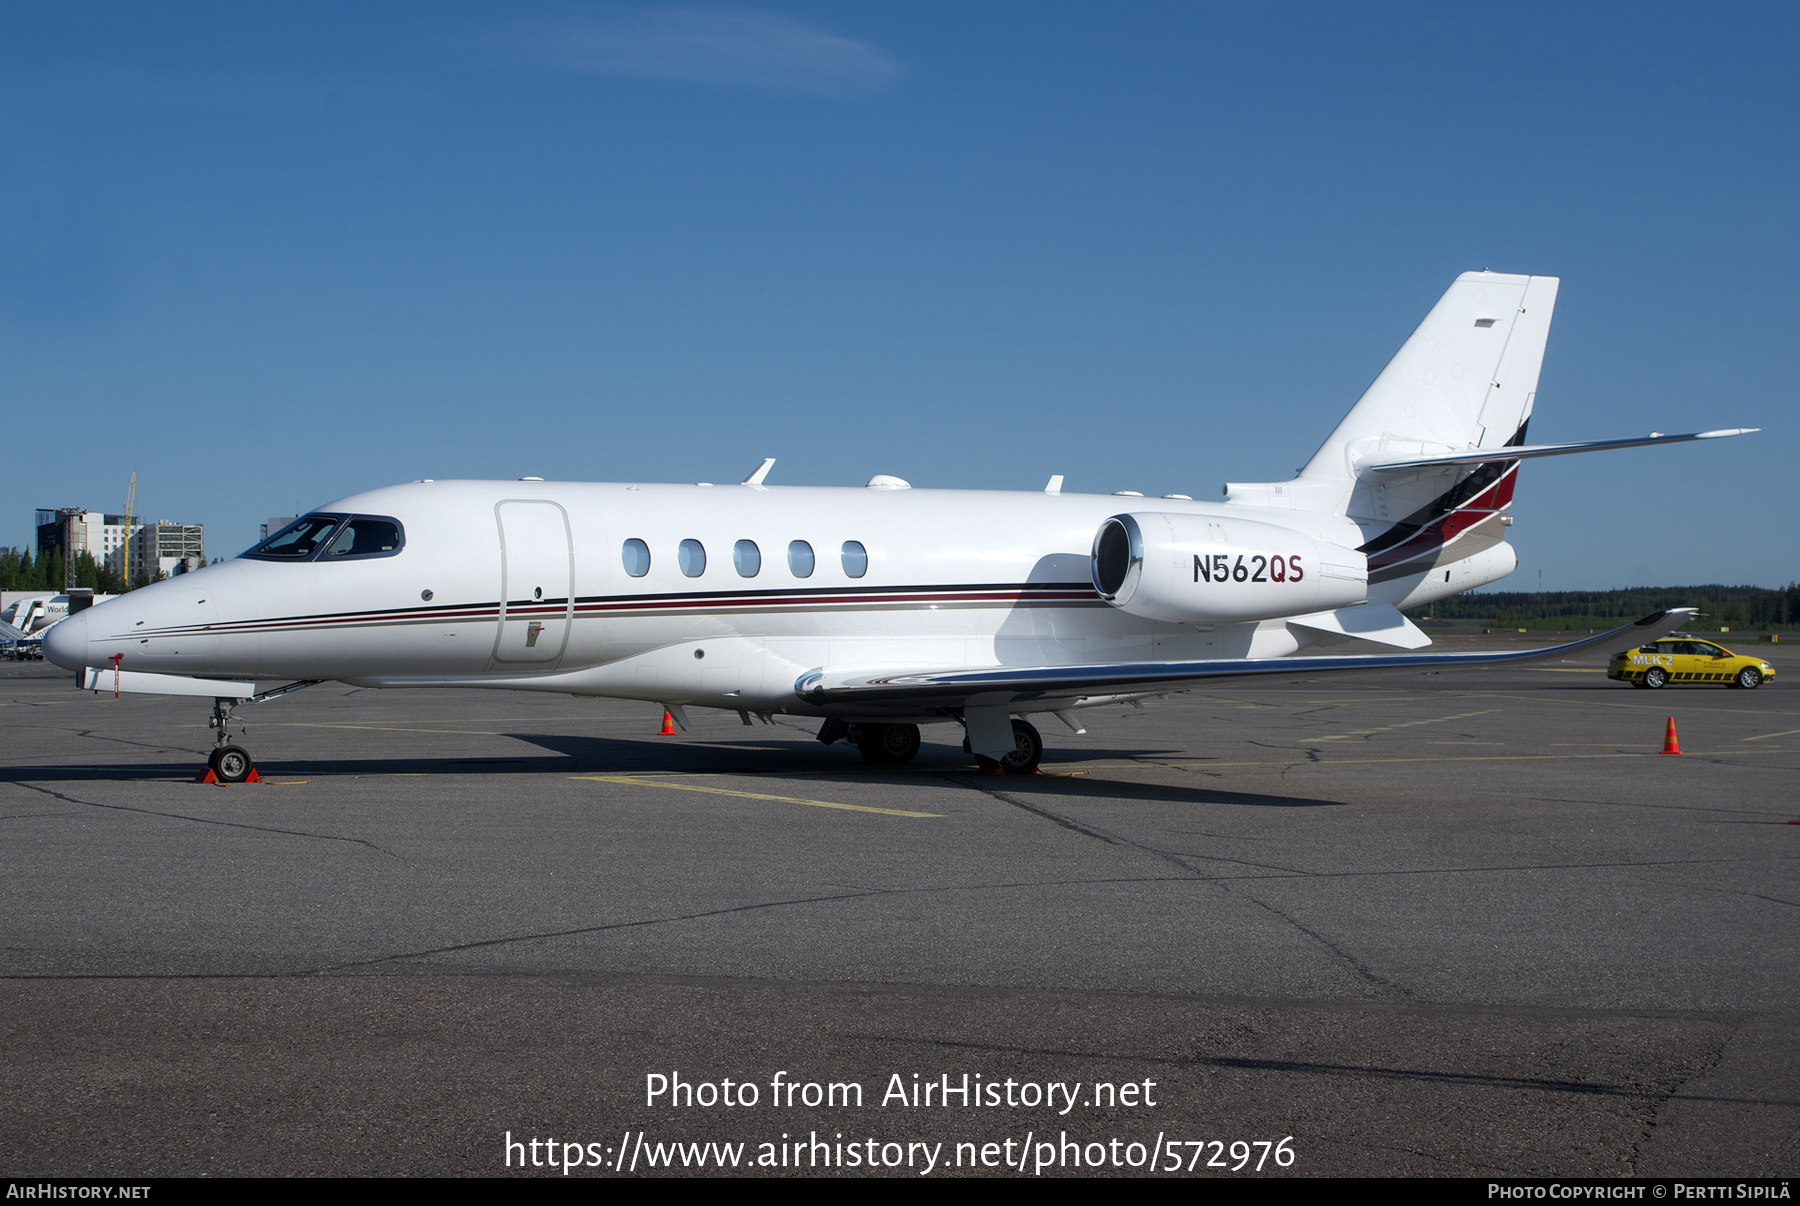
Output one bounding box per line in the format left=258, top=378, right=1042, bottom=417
left=1091, top=512, right=1368, bottom=624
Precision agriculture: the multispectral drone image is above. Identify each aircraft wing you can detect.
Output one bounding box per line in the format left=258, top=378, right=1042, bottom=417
left=795, top=609, right=1696, bottom=710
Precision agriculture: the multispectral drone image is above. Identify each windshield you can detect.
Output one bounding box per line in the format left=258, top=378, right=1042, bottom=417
left=243, top=514, right=345, bottom=560
left=321, top=517, right=404, bottom=560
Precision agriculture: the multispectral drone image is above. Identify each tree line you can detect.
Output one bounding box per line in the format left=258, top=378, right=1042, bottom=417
left=1407, top=583, right=1800, bottom=631
left=0, top=547, right=163, bottom=595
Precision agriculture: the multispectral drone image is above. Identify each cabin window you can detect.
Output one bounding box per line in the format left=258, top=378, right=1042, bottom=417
left=679, top=539, right=707, bottom=577
left=840, top=540, right=868, bottom=579
left=787, top=540, right=814, bottom=578
left=321, top=517, right=404, bottom=560
left=242, top=514, right=344, bottom=561
left=621, top=538, right=650, bottom=577
left=733, top=539, right=761, bottom=577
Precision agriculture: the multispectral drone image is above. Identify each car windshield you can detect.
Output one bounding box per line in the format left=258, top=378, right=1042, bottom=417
left=243, top=515, right=344, bottom=560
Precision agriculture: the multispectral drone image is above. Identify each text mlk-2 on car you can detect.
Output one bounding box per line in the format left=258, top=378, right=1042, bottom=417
left=1608, top=639, right=1775, bottom=690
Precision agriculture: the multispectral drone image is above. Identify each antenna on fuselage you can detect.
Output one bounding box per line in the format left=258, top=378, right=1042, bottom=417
left=742, top=458, right=776, bottom=487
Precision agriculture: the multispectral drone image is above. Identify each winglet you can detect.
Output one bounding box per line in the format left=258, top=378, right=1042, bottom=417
left=741, top=458, right=776, bottom=487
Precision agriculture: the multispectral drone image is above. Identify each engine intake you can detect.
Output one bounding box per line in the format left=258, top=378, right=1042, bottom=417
left=1091, top=513, right=1367, bottom=624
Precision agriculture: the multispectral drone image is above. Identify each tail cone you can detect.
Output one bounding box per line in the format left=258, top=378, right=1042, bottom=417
left=1661, top=716, right=1681, bottom=755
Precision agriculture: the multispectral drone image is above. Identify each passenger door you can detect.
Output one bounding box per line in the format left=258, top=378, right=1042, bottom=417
left=494, top=500, right=572, bottom=665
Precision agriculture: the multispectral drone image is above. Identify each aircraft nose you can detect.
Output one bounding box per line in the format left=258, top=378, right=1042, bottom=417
left=43, top=611, right=90, bottom=671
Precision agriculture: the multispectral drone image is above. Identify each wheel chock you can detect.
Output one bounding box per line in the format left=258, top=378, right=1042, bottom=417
left=194, top=766, right=261, bottom=784
left=975, top=757, right=1005, bottom=776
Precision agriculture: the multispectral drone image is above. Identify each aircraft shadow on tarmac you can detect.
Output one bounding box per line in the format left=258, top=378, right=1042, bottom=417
left=3, top=731, right=1346, bottom=808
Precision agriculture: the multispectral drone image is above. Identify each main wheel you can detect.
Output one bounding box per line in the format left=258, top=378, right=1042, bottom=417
left=856, top=723, right=921, bottom=764
left=214, top=744, right=253, bottom=783
left=1000, top=719, right=1043, bottom=776
left=1643, top=667, right=1668, bottom=689
left=1735, top=666, right=1763, bottom=689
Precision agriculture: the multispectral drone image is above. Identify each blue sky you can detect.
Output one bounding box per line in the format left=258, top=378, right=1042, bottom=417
left=2, top=2, right=1793, bottom=589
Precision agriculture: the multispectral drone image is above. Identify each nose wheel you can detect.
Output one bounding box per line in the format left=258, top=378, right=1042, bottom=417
left=200, top=697, right=260, bottom=784
left=209, top=744, right=255, bottom=783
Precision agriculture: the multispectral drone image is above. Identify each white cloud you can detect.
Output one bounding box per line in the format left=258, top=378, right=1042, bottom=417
left=523, top=6, right=903, bottom=92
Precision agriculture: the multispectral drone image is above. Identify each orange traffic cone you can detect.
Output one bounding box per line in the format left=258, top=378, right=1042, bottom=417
left=1661, top=716, right=1681, bottom=755
left=658, top=709, right=676, bottom=736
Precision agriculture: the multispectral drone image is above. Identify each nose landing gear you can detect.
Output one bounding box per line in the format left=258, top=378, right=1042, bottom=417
left=199, top=697, right=260, bottom=784
left=190, top=681, right=319, bottom=785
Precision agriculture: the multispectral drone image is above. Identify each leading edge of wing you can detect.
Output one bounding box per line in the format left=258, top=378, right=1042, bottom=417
left=794, top=609, right=1698, bottom=707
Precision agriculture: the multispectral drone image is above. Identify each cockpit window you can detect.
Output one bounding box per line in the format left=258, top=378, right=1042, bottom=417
left=321, top=517, right=405, bottom=560
left=242, top=513, right=404, bottom=562
left=242, top=514, right=345, bottom=561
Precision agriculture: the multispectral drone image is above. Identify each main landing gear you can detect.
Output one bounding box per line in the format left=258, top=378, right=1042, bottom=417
left=203, top=697, right=259, bottom=784
left=825, top=716, right=1045, bottom=774
left=961, top=719, right=1044, bottom=776
left=852, top=723, right=922, bottom=765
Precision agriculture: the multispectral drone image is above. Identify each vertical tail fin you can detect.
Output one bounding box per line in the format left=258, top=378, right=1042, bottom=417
left=1223, top=270, right=1557, bottom=601
left=1302, top=270, right=1559, bottom=490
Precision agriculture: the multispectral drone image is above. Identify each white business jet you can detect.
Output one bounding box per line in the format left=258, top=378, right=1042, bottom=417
left=45, top=271, right=1751, bottom=781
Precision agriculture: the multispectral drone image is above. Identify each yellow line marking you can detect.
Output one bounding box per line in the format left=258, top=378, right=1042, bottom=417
left=1310, top=709, right=1498, bottom=741
left=1744, top=729, right=1800, bottom=742
left=1054, top=748, right=1795, bottom=771
left=268, top=780, right=310, bottom=785
left=569, top=775, right=941, bottom=818
left=1533, top=668, right=1608, bottom=673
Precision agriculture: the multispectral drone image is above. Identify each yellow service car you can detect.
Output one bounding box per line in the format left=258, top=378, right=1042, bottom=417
left=1608, top=638, right=1775, bottom=690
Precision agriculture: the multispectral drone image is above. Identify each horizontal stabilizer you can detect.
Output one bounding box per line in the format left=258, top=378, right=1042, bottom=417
left=81, top=668, right=257, bottom=699
left=1357, top=429, right=1757, bottom=475
left=795, top=610, right=1697, bottom=710
left=1286, top=603, right=1431, bottom=649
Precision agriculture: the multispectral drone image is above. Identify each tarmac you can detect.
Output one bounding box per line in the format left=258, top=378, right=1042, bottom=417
left=2, top=634, right=1796, bottom=1177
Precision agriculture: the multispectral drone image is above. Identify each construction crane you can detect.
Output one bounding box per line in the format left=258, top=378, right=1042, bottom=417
left=122, top=469, right=137, bottom=590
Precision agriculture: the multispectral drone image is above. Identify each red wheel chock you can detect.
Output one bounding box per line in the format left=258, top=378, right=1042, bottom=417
left=195, top=766, right=262, bottom=784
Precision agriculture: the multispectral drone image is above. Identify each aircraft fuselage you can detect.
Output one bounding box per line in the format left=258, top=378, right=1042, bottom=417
left=48, top=478, right=1460, bottom=723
